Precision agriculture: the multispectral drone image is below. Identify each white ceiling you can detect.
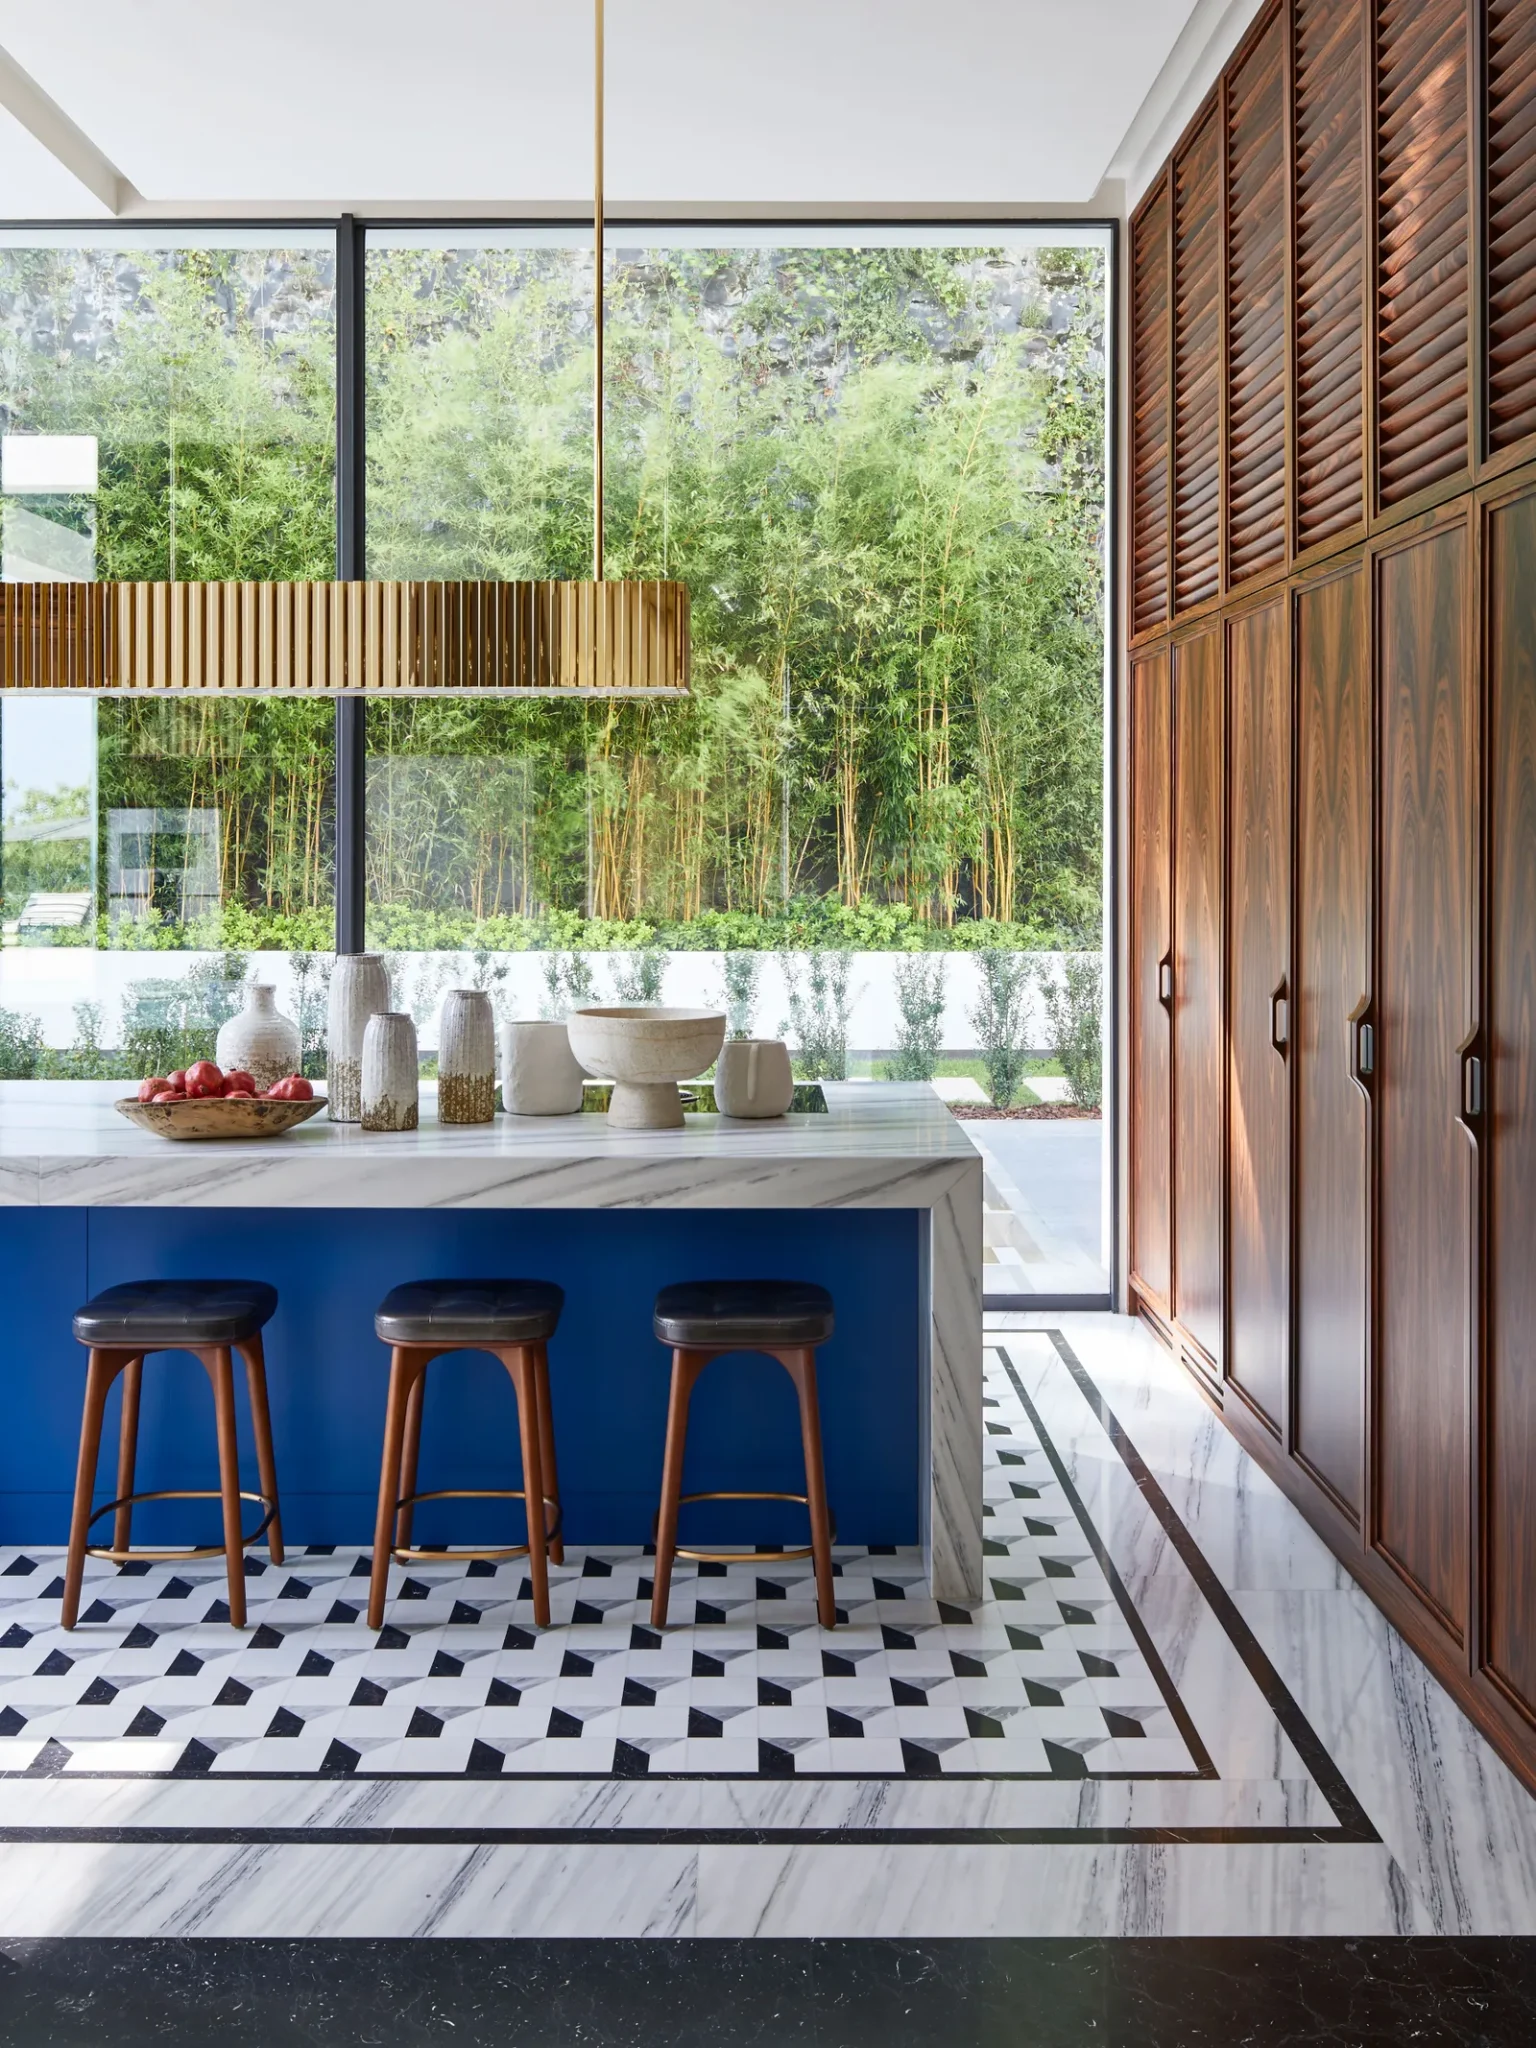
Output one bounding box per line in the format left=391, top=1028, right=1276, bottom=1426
left=0, top=0, right=1245, bottom=220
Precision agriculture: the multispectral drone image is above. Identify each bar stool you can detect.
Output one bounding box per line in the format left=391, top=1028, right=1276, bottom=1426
left=650, top=1279, right=837, bottom=1629
left=62, top=1279, right=283, bottom=1630
left=368, top=1279, right=564, bottom=1629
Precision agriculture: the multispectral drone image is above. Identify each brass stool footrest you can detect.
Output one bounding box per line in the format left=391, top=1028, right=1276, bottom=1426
left=391, top=1485, right=562, bottom=1565
left=86, top=1488, right=277, bottom=1565
left=655, top=1489, right=839, bottom=1567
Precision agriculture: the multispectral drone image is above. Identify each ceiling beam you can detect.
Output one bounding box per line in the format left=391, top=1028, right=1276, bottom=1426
left=0, top=39, right=139, bottom=215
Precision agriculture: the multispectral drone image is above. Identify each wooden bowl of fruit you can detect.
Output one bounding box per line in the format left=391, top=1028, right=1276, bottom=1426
left=115, top=1062, right=325, bottom=1140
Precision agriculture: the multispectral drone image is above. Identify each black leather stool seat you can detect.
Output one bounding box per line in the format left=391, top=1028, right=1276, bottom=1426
left=653, top=1279, right=834, bottom=1351
left=375, top=1279, right=565, bottom=1348
left=73, top=1279, right=278, bottom=1350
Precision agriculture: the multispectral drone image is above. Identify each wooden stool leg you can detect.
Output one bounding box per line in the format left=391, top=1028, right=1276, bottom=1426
left=369, top=1347, right=421, bottom=1630
left=783, top=1347, right=837, bottom=1628
left=204, top=1347, right=248, bottom=1628
left=532, top=1343, right=563, bottom=1565
left=395, top=1362, right=428, bottom=1555
left=112, top=1355, right=144, bottom=1559
left=62, top=1350, right=122, bottom=1630
left=651, top=1348, right=706, bottom=1628
left=503, top=1348, right=551, bottom=1627
left=240, top=1332, right=284, bottom=1566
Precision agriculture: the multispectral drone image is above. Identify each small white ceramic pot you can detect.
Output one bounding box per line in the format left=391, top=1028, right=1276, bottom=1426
left=327, top=953, right=390, bottom=1123
left=715, top=1037, right=795, bottom=1119
left=215, top=984, right=301, bottom=1094
left=500, top=1018, right=586, bottom=1116
left=438, top=988, right=497, bottom=1124
left=361, top=1012, right=419, bottom=1132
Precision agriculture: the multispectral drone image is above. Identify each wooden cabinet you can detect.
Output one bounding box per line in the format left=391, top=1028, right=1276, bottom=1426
left=1226, top=596, right=1290, bottom=1431
left=1130, top=651, right=1173, bottom=1310
left=1292, top=559, right=1371, bottom=1518
left=1373, top=518, right=1476, bottom=1644
left=1173, top=625, right=1225, bottom=1373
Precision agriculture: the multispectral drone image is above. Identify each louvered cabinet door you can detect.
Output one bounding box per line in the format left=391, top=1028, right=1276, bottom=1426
left=1131, top=650, right=1174, bottom=1309
left=1173, top=623, right=1226, bottom=1377
left=1486, top=0, right=1536, bottom=460
left=1375, top=516, right=1476, bottom=1646
left=1486, top=483, right=1536, bottom=1726
left=1374, top=0, right=1472, bottom=511
left=1226, top=593, right=1290, bottom=1433
left=1133, top=181, right=1173, bottom=636
left=1293, top=0, right=1367, bottom=553
left=1225, top=4, right=1287, bottom=587
left=1174, top=102, right=1222, bottom=614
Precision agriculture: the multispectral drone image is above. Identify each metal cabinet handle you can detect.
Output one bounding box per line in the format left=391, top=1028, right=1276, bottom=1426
left=1270, top=979, right=1288, bottom=1057
left=1158, top=954, right=1173, bottom=1006
left=1459, top=1038, right=1484, bottom=1132
left=1349, top=999, right=1374, bottom=1097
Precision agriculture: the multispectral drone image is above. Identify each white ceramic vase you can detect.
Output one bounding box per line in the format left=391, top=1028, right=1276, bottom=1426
left=500, top=1019, right=586, bottom=1116
left=215, top=984, right=301, bottom=1094
left=327, top=952, right=390, bottom=1123
left=715, top=1037, right=795, bottom=1119
left=361, top=1012, right=419, bottom=1132
left=438, top=988, right=497, bottom=1124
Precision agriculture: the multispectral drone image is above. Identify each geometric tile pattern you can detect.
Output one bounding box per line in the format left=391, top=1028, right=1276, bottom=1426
left=0, top=1353, right=1199, bottom=1781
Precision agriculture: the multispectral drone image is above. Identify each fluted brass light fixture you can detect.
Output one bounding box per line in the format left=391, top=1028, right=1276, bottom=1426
left=0, top=0, right=689, bottom=697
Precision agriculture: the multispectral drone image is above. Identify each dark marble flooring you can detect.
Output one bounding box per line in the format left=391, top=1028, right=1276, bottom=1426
left=0, top=1936, right=1533, bottom=2045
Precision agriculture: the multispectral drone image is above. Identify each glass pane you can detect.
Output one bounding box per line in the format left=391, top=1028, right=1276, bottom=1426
left=363, top=230, right=1110, bottom=1292
left=0, top=237, right=337, bottom=1080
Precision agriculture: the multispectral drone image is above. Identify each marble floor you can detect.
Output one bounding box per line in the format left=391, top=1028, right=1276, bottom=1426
left=0, top=1311, right=1532, bottom=1956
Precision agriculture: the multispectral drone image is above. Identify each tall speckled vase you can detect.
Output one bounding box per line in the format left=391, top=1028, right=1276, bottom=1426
left=438, top=988, right=497, bottom=1124
left=327, top=953, right=390, bottom=1122
left=361, top=1012, right=419, bottom=1132
left=215, top=984, right=300, bottom=1094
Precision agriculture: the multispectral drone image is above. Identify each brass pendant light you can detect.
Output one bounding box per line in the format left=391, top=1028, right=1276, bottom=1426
left=0, top=0, right=689, bottom=697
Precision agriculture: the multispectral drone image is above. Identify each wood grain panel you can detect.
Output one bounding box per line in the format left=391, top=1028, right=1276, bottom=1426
left=1486, top=0, right=1536, bottom=457
left=1374, top=0, right=1471, bottom=508
left=1486, top=486, right=1536, bottom=1723
left=1294, top=559, right=1370, bottom=1516
left=1227, top=595, right=1290, bottom=1430
left=1131, top=650, right=1173, bottom=1306
left=1133, top=183, right=1172, bottom=634
left=1376, top=521, right=1475, bottom=1640
left=1174, top=103, right=1223, bottom=613
left=1173, top=623, right=1225, bottom=1367
left=1293, top=0, right=1366, bottom=551
left=1225, top=6, right=1287, bottom=585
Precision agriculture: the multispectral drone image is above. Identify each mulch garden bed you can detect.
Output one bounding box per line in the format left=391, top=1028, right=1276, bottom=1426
left=951, top=1103, right=1101, bottom=1121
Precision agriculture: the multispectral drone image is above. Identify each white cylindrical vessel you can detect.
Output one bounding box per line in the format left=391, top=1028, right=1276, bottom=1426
left=438, top=988, right=497, bottom=1124
left=715, top=1037, right=795, bottom=1119
left=327, top=952, right=390, bottom=1123
left=500, top=1018, right=586, bottom=1116
left=215, top=984, right=301, bottom=1095
left=361, top=1012, right=419, bottom=1132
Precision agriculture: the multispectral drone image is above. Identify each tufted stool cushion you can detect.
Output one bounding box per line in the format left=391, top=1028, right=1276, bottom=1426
left=653, top=1279, right=834, bottom=1351
left=73, top=1279, right=278, bottom=1351
left=375, top=1278, right=565, bottom=1348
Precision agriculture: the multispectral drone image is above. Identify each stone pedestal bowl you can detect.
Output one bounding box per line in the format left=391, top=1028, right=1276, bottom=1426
left=566, top=1007, right=727, bottom=1129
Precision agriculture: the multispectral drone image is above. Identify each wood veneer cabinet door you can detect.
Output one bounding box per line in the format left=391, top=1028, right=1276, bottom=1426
left=1294, top=560, right=1371, bottom=1518
left=1486, top=486, right=1536, bottom=1722
left=1131, top=650, right=1173, bottom=1308
left=1375, top=521, right=1476, bottom=1642
left=1226, top=597, right=1290, bottom=1431
left=1173, top=624, right=1225, bottom=1371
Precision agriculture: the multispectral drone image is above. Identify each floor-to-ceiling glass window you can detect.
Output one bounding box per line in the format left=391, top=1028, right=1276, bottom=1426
left=0, top=231, right=336, bottom=1077
left=364, top=227, right=1111, bottom=1296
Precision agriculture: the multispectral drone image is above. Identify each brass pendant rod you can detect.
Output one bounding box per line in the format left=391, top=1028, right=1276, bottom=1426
left=593, top=0, right=605, bottom=585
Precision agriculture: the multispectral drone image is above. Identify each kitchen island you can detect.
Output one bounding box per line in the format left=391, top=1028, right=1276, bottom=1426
left=0, top=1081, right=983, bottom=1601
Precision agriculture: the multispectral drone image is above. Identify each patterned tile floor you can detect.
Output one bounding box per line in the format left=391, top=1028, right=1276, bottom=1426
left=0, top=1355, right=1195, bottom=1782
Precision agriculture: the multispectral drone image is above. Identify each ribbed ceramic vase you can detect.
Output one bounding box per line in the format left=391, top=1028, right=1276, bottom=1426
left=438, top=988, right=497, bottom=1124
left=214, top=984, right=300, bottom=1094
left=360, top=1012, right=419, bottom=1132
left=326, top=953, right=390, bottom=1123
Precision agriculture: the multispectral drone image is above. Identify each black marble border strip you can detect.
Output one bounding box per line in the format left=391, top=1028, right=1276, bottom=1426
left=1030, top=1330, right=1379, bottom=1844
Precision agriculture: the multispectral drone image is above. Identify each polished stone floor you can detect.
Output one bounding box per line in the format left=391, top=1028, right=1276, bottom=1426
left=1, top=1312, right=1534, bottom=2039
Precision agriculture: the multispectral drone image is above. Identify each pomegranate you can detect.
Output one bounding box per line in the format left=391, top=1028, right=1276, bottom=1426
left=138, top=1076, right=168, bottom=1104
